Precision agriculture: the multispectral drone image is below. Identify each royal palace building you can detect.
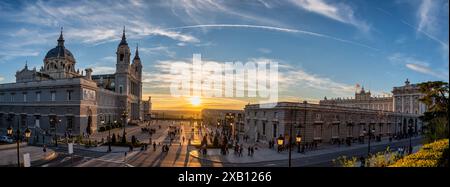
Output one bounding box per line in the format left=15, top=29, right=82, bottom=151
left=244, top=79, right=425, bottom=145
left=0, top=28, right=144, bottom=140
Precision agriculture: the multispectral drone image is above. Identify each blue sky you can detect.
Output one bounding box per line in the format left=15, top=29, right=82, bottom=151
left=0, top=0, right=448, bottom=110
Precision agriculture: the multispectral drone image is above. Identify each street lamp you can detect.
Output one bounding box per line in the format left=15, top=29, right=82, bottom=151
left=25, top=128, right=31, bottom=140
left=121, top=110, right=128, bottom=143
left=296, top=134, right=302, bottom=153
left=7, top=126, right=12, bottom=135
left=50, top=118, right=61, bottom=147
left=408, top=124, right=413, bottom=154
left=363, top=126, right=375, bottom=157
left=277, top=135, right=284, bottom=153
left=7, top=125, right=31, bottom=167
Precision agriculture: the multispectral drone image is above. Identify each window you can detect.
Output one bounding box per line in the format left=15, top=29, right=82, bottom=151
left=10, top=93, right=15, bottom=102
left=67, top=90, right=73, bottom=101
left=274, top=112, right=278, bottom=118
left=254, top=112, right=257, bottom=117
left=120, top=54, right=124, bottom=61
left=36, top=92, right=41, bottom=102
left=347, top=125, right=353, bottom=137
left=273, top=123, right=277, bottom=138
left=315, top=113, right=321, bottom=120
left=313, top=125, right=322, bottom=139
left=51, top=91, right=56, bottom=101
left=66, top=116, right=74, bottom=130
left=263, top=111, right=266, bottom=117
left=23, top=93, right=27, bottom=102
left=35, top=116, right=40, bottom=128
left=262, top=122, right=266, bottom=135
left=119, top=85, right=123, bottom=94
left=0, top=93, right=3, bottom=102
left=332, top=125, right=339, bottom=138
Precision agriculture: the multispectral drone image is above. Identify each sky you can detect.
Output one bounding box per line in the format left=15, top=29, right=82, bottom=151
left=0, top=0, right=448, bottom=111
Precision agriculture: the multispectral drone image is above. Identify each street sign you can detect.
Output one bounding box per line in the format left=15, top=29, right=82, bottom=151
left=23, top=153, right=31, bottom=167
left=68, top=143, right=74, bottom=154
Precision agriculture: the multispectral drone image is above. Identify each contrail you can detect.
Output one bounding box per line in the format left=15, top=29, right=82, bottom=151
left=377, top=8, right=449, bottom=49
left=167, top=24, right=379, bottom=51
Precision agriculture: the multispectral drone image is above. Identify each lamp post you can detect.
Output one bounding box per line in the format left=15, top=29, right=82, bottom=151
left=7, top=125, right=31, bottom=167
left=363, top=126, right=375, bottom=157
left=110, top=120, right=116, bottom=152
left=408, top=124, right=413, bottom=154
left=50, top=118, right=61, bottom=147
left=277, top=135, right=284, bottom=153
left=296, top=134, right=302, bottom=153
left=303, top=101, right=307, bottom=153
left=121, top=110, right=128, bottom=143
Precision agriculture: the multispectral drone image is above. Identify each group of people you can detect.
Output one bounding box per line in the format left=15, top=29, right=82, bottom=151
left=162, top=144, right=170, bottom=152
left=233, top=143, right=244, bottom=157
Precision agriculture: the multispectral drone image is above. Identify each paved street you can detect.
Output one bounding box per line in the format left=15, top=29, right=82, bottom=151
left=219, top=137, right=423, bottom=167
left=28, top=120, right=423, bottom=167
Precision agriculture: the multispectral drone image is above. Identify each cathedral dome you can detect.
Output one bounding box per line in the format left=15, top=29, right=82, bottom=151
left=44, top=28, right=76, bottom=63
left=45, top=46, right=75, bottom=62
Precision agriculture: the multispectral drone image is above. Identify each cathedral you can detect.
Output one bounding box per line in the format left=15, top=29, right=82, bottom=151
left=0, top=28, right=150, bottom=140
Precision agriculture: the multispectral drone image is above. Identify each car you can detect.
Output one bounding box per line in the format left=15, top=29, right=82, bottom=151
left=0, top=136, right=14, bottom=144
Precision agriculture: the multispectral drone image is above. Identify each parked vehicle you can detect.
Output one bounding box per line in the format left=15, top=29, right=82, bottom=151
left=0, top=136, right=14, bottom=143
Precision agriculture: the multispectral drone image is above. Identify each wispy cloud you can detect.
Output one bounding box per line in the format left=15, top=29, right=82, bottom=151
left=91, top=66, right=116, bottom=75
left=146, top=56, right=362, bottom=100
left=281, top=64, right=356, bottom=96
left=140, top=46, right=176, bottom=58
left=170, top=24, right=378, bottom=50
left=377, top=5, right=448, bottom=60
left=289, top=0, right=370, bottom=32
left=388, top=53, right=448, bottom=79
left=167, top=0, right=284, bottom=27
left=4, top=0, right=198, bottom=45
left=258, top=48, right=272, bottom=54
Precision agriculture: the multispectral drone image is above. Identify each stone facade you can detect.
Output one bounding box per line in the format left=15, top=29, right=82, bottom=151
left=141, top=96, right=152, bottom=121
left=320, top=87, right=393, bottom=111
left=0, top=28, right=145, bottom=140
left=245, top=80, right=425, bottom=145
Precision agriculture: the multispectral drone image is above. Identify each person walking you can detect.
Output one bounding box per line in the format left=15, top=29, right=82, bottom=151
left=239, top=144, right=244, bottom=157
left=153, top=142, right=156, bottom=151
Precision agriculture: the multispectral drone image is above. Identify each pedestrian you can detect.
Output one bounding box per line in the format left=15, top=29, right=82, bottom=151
left=239, top=144, right=243, bottom=157
left=153, top=142, right=156, bottom=151
left=360, top=156, right=365, bottom=167
left=250, top=146, right=254, bottom=156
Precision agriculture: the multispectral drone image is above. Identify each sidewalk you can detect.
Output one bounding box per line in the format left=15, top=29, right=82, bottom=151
left=189, top=136, right=423, bottom=164
left=0, top=145, right=57, bottom=166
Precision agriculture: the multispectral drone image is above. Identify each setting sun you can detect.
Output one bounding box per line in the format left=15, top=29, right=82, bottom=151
left=189, top=96, right=202, bottom=106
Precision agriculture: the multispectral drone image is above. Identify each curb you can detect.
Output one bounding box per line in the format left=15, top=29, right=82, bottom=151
left=0, top=151, right=58, bottom=167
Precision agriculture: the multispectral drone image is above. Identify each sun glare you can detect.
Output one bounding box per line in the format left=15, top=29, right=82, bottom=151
left=190, top=96, right=202, bottom=106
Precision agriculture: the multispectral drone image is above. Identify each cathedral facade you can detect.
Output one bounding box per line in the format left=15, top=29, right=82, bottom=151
left=0, top=28, right=144, bottom=140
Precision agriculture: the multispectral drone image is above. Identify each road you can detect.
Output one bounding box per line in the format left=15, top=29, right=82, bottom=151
left=36, top=120, right=422, bottom=167
left=219, top=137, right=422, bottom=167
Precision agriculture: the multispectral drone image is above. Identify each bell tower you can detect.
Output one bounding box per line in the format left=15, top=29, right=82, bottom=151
left=115, top=27, right=130, bottom=95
